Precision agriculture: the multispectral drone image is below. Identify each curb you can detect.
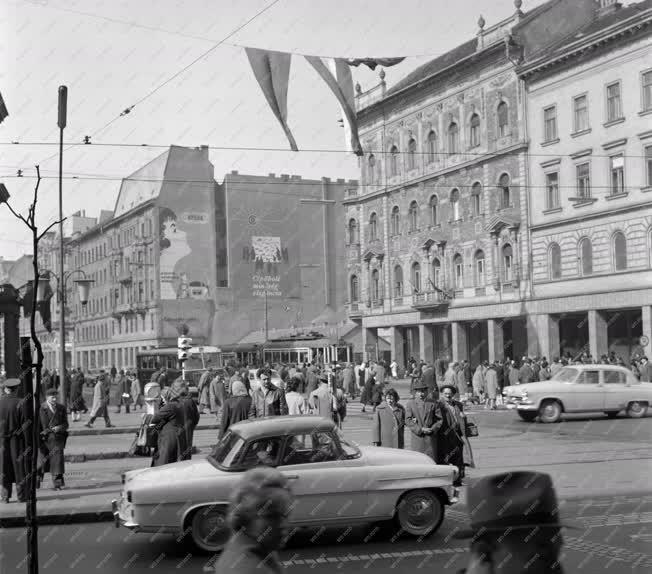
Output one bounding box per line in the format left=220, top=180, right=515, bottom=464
left=69, top=422, right=220, bottom=437
left=0, top=510, right=114, bottom=528
left=64, top=445, right=203, bottom=463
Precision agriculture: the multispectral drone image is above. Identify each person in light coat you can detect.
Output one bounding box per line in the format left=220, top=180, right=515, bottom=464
left=285, top=378, right=306, bottom=415
left=371, top=388, right=405, bottom=449
left=308, top=376, right=333, bottom=418
left=85, top=374, right=113, bottom=428
left=472, top=363, right=486, bottom=403
left=129, top=371, right=144, bottom=410
left=484, top=363, right=499, bottom=410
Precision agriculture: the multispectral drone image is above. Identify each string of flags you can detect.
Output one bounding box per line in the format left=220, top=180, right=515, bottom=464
left=245, top=48, right=404, bottom=156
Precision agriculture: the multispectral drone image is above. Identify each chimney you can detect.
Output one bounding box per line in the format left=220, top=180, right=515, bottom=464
left=597, top=0, right=622, bottom=17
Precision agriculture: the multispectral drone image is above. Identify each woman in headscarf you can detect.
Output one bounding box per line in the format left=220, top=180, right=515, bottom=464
left=219, top=380, right=252, bottom=439
left=150, top=386, right=186, bottom=466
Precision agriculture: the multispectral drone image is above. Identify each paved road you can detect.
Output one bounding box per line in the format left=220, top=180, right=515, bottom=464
left=3, top=494, right=652, bottom=573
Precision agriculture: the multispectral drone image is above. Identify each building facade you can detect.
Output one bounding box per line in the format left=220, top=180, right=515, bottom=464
left=519, top=0, right=652, bottom=361
left=346, top=0, right=598, bottom=367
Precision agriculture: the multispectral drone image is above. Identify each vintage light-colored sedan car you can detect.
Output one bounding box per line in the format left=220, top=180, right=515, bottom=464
left=504, top=364, right=652, bottom=423
left=113, top=416, right=459, bottom=552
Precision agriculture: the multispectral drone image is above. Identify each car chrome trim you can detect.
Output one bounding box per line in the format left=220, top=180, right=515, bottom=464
left=180, top=501, right=230, bottom=529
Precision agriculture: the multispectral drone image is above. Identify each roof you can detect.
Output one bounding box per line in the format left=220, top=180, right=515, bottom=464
left=521, top=0, right=652, bottom=74
left=230, top=415, right=336, bottom=440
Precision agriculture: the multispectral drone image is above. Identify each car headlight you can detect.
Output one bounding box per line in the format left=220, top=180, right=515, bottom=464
left=521, top=389, right=528, bottom=398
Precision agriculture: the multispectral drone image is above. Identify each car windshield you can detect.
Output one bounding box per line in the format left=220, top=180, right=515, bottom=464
left=208, top=431, right=245, bottom=469
left=550, top=367, right=579, bottom=383
left=336, top=429, right=361, bottom=459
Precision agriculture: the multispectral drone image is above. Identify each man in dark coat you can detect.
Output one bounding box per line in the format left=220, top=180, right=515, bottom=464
left=150, top=388, right=187, bottom=466
left=249, top=369, right=288, bottom=419
left=176, top=382, right=200, bottom=460
left=639, top=356, right=652, bottom=382
left=115, top=370, right=132, bottom=413
left=435, top=385, right=469, bottom=486
left=0, top=378, right=26, bottom=502
left=305, top=366, right=320, bottom=397
left=519, top=358, right=535, bottom=384
left=39, top=388, right=69, bottom=490
left=69, top=368, right=86, bottom=422
left=220, top=380, right=253, bottom=438
left=421, top=363, right=438, bottom=402
left=403, top=382, right=440, bottom=460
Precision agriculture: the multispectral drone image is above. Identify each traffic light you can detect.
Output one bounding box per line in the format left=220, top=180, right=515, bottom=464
left=177, top=337, right=192, bottom=362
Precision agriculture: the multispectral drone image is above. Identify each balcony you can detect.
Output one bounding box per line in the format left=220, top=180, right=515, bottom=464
left=133, top=301, right=148, bottom=315
left=347, top=302, right=363, bottom=319
left=118, top=271, right=133, bottom=284
left=112, top=302, right=135, bottom=316
left=412, top=290, right=452, bottom=311
left=368, top=298, right=384, bottom=309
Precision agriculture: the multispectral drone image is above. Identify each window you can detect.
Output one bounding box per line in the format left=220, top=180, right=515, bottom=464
left=348, top=218, right=359, bottom=244
left=549, top=243, right=562, bottom=279
left=577, top=370, right=600, bottom=385
left=579, top=237, right=593, bottom=276
left=497, top=102, right=509, bottom=138
left=471, top=182, right=482, bottom=216
left=453, top=254, right=464, bottom=288
left=448, top=122, right=459, bottom=154
left=429, top=195, right=439, bottom=225
left=503, top=244, right=513, bottom=282
left=573, top=95, right=589, bottom=132
left=407, top=138, right=417, bottom=170
left=647, top=145, right=652, bottom=187
left=369, top=213, right=378, bottom=241
left=613, top=231, right=627, bottom=271
left=371, top=269, right=380, bottom=301
left=408, top=201, right=419, bottom=231
left=240, top=438, right=282, bottom=469
left=469, top=114, right=481, bottom=147
left=606, top=82, right=622, bottom=122
left=390, top=206, right=400, bottom=235
left=576, top=163, right=591, bottom=199
left=427, top=131, right=437, bottom=163
left=545, top=172, right=559, bottom=209
left=498, top=174, right=511, bottom=208
left=350, top=275, right=359, bottom=302
left=544, top=106, right=557, bottom=142
left=643, top=70, right=652, bottom=112
left=604, top=370, right=626, bottom=385
left=389, top=146, right=399, bottom=177
left=368, top=154, right=376, bottom=184
left=450, top=189, right=460, bottom=220
left=411, top=262, right=421, bottom=293
left=393, top=265, right=403, bottom=297
left=609, top=154, right=625, bottom=195
left=474, top=250, right=485, bottom=286
left=432, top=258, right=441, bottom=287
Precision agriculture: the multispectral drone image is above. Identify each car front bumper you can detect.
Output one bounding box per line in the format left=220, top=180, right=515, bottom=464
left=112, top=498, right=139, bottom=529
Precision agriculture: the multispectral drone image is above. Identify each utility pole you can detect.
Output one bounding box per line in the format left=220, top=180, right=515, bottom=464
left=57, top=85, right=67, bottom=404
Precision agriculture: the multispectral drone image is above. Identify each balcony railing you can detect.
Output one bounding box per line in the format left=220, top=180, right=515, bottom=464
left=369, top=298, right=384, bottom=309
left=347, top=302, right=363, bottom=319
left=411, top=290, right=452, bottom=310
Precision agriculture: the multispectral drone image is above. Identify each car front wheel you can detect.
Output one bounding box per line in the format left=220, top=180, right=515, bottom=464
left=626, top=402, right=648, bottom=419
left=517, top=411, right=538, bottom=422
left=395, top=489, right=444, bottom=537
left=189, top=505, right=231, bottom=553
left=538, top=400, right=562, bottom=423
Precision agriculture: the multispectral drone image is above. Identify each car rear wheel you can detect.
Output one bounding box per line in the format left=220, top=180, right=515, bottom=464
left=538, top=400, right=562, bottom=423
left=395, top=489, right=444, bottom=537
left=517, top=411, right=538, bottom=422
left=626, top=402, right=648, bottom=419
left=604, top=411, right=619, bottom=419
left=189, top=505, right=230, bottom=553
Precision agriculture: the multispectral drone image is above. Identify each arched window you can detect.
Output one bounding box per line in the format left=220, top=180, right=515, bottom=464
left=348, top=218, right=358, bottom=244
left=407, top=138, right=417, bottom=170
left=432, top=258, right=441, bottom=288
left=408, top=201, right=419, bottom=231
left=474, top=250, right=486, bottom=286
left=549, top=243, right=562, bottom=280
left=368, top=154, right=376, bottom=184
left=427, top=131, right=437, bottom=163
left=371, top=269, right=380, bottom=301
left=430, top=195, right=439, bottom=225
left=369, top=212, right=378, bottom=241
left=579, top=237, right=593, bottom=276
left=503, top=244, right=513, bottom=281
left=469, top=114, right=481, bottom=148
left=411, top=262, right=422, bottom=293
left=450, top=189, right=460, bottom=221
left=613, top=231, right=627, bottom=271
left=497, top=101, right=509, bottom=137
left=393, top=265, right=403, bottom=297
left=389, top=145, right=399, bottom=177
left=471, top=182, right=482, bottom=217
left=453, top=254, right=464, bottom=288
left=448, top=122, right=459, bottom=154
left=498, top=173, right=511, bottom=209
left=390, top=206, right=400, bottom=236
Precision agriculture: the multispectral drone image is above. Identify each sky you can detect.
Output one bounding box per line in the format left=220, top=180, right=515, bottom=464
left=0, top=0, right=549, bottom=261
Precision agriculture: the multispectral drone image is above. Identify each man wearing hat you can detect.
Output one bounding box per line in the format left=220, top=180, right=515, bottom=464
left=435, top=384, right=473, bottom=486
left=455, top=471, right=570, bottom=573
left=39, top=388, right=69, bottom=490
left=404, top=381, right=439, bottom=460
left=0, top=378, right=26, bottom=502
left=309, top=373, right=334, bottom=418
